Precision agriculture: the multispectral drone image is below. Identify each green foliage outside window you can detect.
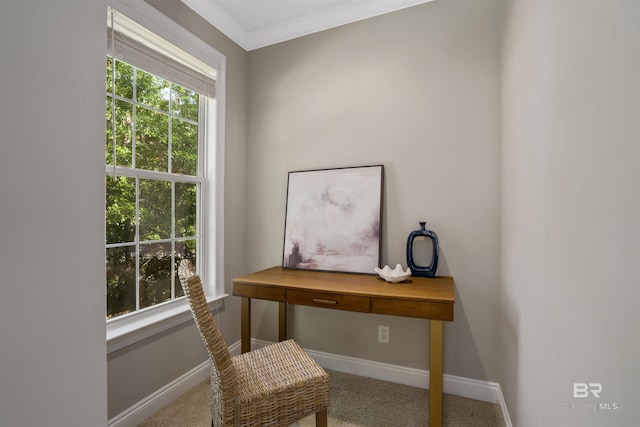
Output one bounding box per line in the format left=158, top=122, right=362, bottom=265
left=106, top=56, right=200, bottom=319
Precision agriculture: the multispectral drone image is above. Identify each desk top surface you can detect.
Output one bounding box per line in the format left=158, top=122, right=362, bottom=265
left=233, top=266, right=454, bottom=304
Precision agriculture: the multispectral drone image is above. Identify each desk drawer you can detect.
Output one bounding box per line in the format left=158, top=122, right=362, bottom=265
left=287, top=290, right=370, bottom=313
left=233, top=283, right=286, bottom=302
left=372, top=298, right=454, bottom=321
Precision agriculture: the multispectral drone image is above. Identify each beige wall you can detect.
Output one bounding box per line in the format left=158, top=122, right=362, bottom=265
left=107, top=0, right=249, bottom=418
left=500, top=1, right=640, bottom=425
left=0, top=1, right=108, bottom=425
left=247, top=0, right=502, bottom=381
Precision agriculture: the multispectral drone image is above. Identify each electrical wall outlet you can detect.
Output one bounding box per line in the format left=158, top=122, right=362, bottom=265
left=378, top=325, right=389, bottom=343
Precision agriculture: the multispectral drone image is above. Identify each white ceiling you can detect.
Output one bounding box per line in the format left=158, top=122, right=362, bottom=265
left=181, top=0, right=434, bottom=51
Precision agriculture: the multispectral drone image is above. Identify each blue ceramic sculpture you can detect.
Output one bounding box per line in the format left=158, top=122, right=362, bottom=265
left=406, top=221, right=439, bottom=278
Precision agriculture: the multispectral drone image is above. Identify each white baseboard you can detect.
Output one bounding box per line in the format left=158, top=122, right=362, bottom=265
left=252, top=339, right=511, bottom=426
left=495, top=382, right=514, bottom=427
left=107, top=361, right=210, bottom=427
left=107, top=343, right=242, bottom=427
left=253, top=339, right=494, bottom=401
left=108, top=339, right=511, bottom=427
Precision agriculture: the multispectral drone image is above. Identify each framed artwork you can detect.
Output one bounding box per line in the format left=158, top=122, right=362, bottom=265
left=282, top=165, right=383, bottom=274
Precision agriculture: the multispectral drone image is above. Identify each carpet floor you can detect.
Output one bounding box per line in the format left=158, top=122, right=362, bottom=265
left=140, top=370, right=505, bottom=427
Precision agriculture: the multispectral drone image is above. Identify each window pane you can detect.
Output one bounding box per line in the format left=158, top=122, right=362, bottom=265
left=106, top=176, right=136, bottom=244
left=106, top=97, right=113, bottom=164
left=175, top=182, right=197, bottom=238
left=136, top=106, right=169, bottom=171
left=136, top=69, right=169, bottom=112
left=172, top=118, right=198, bottom=175
left=175, top=239, right=197, bottom=298
left=139, top=179, right=171, bottom=241
left=106, top=57, right=133, bottom=99
left=106, top=97, right=133, bottom=167
left=106, top=57, right=113, bottom=94
left=107, top=246, right=136, bottom=319
left=139, top=242, right=172, bottom=309
left=171, top=85, right=199, bottom=121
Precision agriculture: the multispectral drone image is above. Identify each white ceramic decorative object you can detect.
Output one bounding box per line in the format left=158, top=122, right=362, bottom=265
left=374, top=264, right=411, bottom=283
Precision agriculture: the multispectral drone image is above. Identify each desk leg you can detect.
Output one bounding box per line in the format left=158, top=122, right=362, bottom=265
left=429, top=320, right=444, bottom=427
left=241, top=297, right=251, bottom=353
left=278, top=302, right=287, bottom=341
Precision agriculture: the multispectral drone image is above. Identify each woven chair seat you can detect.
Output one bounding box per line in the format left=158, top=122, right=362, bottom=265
left=233, top=340, right=329, bottom=426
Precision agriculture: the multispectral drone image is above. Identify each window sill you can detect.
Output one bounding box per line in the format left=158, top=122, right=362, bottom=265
left=107, top=294, right=227, bottom=354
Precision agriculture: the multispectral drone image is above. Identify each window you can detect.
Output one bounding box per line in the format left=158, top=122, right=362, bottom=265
left=105, top=56, right=202, bottom=318
left=106, top=1, right=226, bottom=351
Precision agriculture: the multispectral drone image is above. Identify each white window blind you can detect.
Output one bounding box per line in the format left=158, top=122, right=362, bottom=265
left=108, top=8, right=216, bottom=98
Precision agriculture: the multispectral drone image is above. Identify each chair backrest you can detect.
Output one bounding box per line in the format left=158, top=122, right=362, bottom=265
left=178, top=260, right=237, bottom=427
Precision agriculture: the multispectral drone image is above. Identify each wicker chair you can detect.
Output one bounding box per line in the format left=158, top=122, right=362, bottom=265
left=178, top=260, right=329, bottom=427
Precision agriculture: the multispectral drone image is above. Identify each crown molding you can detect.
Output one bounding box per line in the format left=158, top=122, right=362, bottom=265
left=181, top=0, right=253, bottom=49
left=181, top=0, right=434, bottom=51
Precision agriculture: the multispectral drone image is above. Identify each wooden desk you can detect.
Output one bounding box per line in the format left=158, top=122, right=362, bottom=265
left=232, top=267, right=455, bottom=427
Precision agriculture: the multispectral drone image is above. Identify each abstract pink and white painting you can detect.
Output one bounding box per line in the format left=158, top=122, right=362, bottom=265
left=282, top=165, right=383, bottom=274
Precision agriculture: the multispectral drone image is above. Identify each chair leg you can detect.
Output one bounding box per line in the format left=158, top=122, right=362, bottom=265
left=315, top=409, right=328, bottom=427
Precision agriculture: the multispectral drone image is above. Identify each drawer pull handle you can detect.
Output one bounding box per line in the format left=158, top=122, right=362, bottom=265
left=313, top=298, right=337, bottom=305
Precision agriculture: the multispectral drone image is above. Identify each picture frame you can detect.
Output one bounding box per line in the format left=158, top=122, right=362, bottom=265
left=282, top=165, right=384, bottom=274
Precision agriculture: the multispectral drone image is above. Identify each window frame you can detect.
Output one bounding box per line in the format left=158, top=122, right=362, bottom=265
left=106, top=0, right=226, bottom=353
